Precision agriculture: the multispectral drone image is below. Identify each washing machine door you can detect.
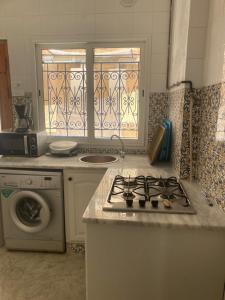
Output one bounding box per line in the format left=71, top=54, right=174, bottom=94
left=9, top=190, right=51, bottom=233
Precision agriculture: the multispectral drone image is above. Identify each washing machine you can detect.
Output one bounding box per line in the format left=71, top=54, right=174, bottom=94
left=0, top=169, right=65, bottom=252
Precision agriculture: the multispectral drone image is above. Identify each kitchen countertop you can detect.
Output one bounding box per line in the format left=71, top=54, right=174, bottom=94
left=0, top=153, right=151, bottom=169
left=1, top=154, right=224, bottom=231
left=83, top=167, right=225, bottom=231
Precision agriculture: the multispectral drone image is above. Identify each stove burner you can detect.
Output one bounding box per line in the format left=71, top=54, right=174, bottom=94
left=160, top=193, right=176, bottom=200
left=123, top=190, right=135, bottom=199
left=124, top=178, right=137, bottom=187
left=146, top=176, right=179, bottom=188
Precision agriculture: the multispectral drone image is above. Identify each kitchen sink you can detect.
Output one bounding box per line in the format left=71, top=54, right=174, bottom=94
left=79, top=155, right=118, bottom=164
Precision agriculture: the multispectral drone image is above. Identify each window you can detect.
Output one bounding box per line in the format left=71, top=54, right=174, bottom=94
left=41, top=48, right=87, bottom=137
left=36, top=42, right=146, bottom=144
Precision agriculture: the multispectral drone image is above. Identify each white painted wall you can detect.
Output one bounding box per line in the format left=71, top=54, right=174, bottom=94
left=169, top=0, right=209, bottom=88
left=203, top=0, right=225, bottom=86
left=168, top=0, right=191, bottom=86
left=0, top=0, right=170, bottom=96
left=186, top=0, right=209, bottom=88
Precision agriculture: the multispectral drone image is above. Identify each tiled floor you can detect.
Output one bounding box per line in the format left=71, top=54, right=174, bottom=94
left=0, top=248, right=85, bottom=300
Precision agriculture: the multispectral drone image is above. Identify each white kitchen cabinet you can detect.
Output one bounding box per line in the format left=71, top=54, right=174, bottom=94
left=86, top=223, right=225, bottom=300
left=64, top=168, right=106, bottom=243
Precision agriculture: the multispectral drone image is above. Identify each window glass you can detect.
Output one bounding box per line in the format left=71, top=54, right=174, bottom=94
left=42, top=49, right=87, bottom=136
left=94, top=48, right=140, bottom=139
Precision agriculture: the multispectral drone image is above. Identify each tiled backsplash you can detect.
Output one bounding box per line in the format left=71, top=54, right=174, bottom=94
left=197, top=83, right=225, bottom=211
left=148, top=93, right=168, bottom=144
left=168, top=89, right=186, bottom=176
left=168, top=83, right=225, bottom=212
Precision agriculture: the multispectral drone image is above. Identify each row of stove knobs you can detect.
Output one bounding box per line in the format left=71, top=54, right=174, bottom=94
left=125, top=199, right=172, bottom=209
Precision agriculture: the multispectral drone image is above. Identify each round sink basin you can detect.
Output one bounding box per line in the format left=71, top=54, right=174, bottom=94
left=79, top=155, right=118, bottom=164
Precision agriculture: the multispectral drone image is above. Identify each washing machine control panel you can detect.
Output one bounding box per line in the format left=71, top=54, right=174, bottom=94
left=0, top=173, right=61, bottom=189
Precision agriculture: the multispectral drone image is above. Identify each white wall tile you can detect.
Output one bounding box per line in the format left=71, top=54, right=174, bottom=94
left=95, top=13, right=134, bottom=35
left=150, top=74, right=167, bottom=92
left=151, top=54, right=168, bottom=74
left=152, top=32, right=168, bottom=53
left=40, top=15, right=62, bottom=35
left=134, top=0, right=153, bottom=13
left=186, top=58, right=203, bottom=87
left=0, top=0, right=171, bottom=96
left=40, top=0, right=61, bottom=15
left=95, top=0, right=117, bottom=12
left=134, top=13, right=152, bottom=34
left=78, top=14, right=96, bottom=35
left=1, top=0, right=40, bottom=16
left=187, top=27, right=206, bottom=59
left=115, top=13, right=134, bottom=35
left=95, top=13, right=118, bottom=35
left=57, top=0, right=95, bottom=15
left=190, top=0, right=209, bottom=27
left=7, top=37, right=27, bottom=80
left=1, top=17, right=25, bottom=37
left=19, top=0, right=40, bottom=16
left=57, top=0, right=78, bottom=14
left=57, top=15, right=80, bottom=35
left=0, top=0, right=20, bottom=17
left=95, top=0, right=131, bottom=13
left=152, top=12, right=169, bottom=33
left=0, top=19, right=6, bottom=37
left=152, top=0, right=170, bottom=12
left=23, top=16, right=41, bottom=36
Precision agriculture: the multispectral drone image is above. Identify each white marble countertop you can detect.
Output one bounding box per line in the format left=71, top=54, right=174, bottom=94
left=1, top=154, right=224, bottom=231
left=0, top=153, right=151, bottom=170
left=83, top=167, right=225, bottom=231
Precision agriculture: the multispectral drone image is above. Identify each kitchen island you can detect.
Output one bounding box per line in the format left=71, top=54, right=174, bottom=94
left=83, top=168, right=225, bottom=300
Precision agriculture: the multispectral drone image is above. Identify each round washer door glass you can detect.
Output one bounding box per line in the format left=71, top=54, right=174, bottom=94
left=10, top=190, right=51, bottom=233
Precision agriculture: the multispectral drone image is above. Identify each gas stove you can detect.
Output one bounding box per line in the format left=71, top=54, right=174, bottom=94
left=103, top=175, right=196, bottom=214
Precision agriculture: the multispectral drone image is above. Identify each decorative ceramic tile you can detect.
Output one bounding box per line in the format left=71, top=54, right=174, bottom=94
left=148, top=92, right=168, bottom=143
left=168, top=88, right=185, bottom=176
left=67, top=243, right=85, bottom=255
left=196, top=83, right=225, bottom=212
left=168, top=83, right=225, bottom=212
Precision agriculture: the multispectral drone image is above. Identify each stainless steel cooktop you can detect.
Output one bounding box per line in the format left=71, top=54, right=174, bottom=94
left=103, top=175, right=196, bottom=214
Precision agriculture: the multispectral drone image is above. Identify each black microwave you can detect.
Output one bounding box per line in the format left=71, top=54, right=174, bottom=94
left=0, top=131, right=48, bottom=157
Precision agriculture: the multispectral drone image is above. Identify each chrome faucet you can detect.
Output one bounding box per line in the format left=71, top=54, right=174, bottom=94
left=110, top=134, right=125, bottom=158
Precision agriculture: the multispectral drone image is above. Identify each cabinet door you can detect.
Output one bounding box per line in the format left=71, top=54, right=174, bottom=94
left=64, top=168, right=106, bottom=243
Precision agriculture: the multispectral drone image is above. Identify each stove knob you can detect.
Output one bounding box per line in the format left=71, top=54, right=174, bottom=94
left=151, top=200, right=159, bottom=208
left=126, top=199, right=133, bottom=208
left=26, top=179, right=33, bottom=185
left=139, top=199, right=146, bottom=208
left=163, top=200, right=172, bottom=209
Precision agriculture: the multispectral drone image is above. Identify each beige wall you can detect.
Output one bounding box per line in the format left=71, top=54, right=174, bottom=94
left=203, top=0, right=225, bottom=86
left=186, top=0, right=209, bottom=88
left=169, top=0, right=209, bottom=88
left=168, top=0, right=191, bottom=86
left=0, top=0, right=170, bottom=95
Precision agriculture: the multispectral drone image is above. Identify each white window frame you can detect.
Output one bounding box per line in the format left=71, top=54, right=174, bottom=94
left=36, top=41, right=147, bottom=148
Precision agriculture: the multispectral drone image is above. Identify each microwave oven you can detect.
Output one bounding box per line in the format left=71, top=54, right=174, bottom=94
left=0, top=131, right=48, bottom=157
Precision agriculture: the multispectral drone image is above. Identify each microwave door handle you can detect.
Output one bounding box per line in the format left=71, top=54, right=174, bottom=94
left=24, top=135, right=28, bottom=155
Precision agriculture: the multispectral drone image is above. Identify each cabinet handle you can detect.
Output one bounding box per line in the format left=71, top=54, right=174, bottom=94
left=68, top=177, right=73, bottom=181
